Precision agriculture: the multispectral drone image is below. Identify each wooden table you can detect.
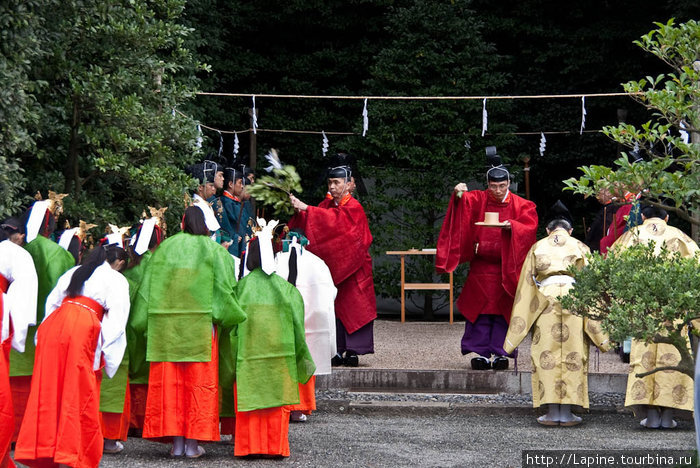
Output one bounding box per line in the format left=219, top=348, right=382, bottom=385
left=385, top=249, right=454, bottom=324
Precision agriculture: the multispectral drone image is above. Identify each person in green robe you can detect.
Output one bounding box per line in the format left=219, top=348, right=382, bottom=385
left=231, top=223, right=315, bottom=457
left=131, top=206, right=246, bottom=458
left=10, top=202, right=75, bottom=441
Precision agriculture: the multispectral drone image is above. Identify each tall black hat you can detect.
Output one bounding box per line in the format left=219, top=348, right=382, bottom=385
left=326, top=152, right=354, bottom=180
left=186, top=160, right=219, bottom=184
left=485, top=146, right=510, bottom=182
left=546, top=199, right=573, bottom=225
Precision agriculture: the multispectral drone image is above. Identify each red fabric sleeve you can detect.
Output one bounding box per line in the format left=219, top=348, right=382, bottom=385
left=500, top=196, right=538, bottom=298
left=435, top=191, right=484, bottom=273
left=288, top=198, right=371, bottom=286
left=600, top=204, right=631, bottom=255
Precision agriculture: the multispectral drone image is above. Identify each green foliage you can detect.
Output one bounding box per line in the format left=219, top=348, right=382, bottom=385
left=1, top=0, right=204, bottom=231
left=247, top=162, right=302, bottom=218
left=564, top=19, right=700, bottom=229
left=561, top=242, right=700, bottom=377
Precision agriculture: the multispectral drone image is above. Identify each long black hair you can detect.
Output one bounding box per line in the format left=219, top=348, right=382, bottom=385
left=182, top=206, right=209, bottom=236
left=66, top=244, right=128, bottom=297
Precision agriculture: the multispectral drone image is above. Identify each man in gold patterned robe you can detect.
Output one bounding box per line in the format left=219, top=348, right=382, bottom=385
left=504, top=203, right=610, bottom=426
left=613, top=205, right=699, bottom=429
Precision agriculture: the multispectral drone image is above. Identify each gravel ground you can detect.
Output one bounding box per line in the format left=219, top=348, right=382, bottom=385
left=316, top=389, right=626, bottom=409
left=360, top=319, right=629, bottom=374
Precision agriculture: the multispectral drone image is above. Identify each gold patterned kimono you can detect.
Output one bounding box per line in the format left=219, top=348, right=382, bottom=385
left=614, top=217, right=699, bottom=412
left=504, top=228, right=610, bottom=408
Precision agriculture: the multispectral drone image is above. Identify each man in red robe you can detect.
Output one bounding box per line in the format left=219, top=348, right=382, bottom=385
left=436, top=147, right=537, bottom=370
left=288, top=153, right=376, bottom=367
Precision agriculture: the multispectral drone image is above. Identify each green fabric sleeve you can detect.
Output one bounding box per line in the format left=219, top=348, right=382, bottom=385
left=211, top=243, right=247, bottom=328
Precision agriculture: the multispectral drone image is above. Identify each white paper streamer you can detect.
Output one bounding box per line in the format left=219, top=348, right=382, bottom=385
left=539, top=132, right=547, bottom=156
left=233, top=132, right=240, bottom=158
left=217, top=131, right=223, bottom=158
left=680, top=121, right=689, bottom=144
left=59, top=228, right=79, bottom=250
left=481, top=99, right=488, bottom=137
left=25, top=200, right=51, bottom=243
left=171, top=108, right=176, bottom=117
left=580, top=96, right=586, bottom=135
left=252, top=96, right=258, bottom=134
left=195, top=124, right=203, bottom=149
left=322, top=131, right=329, bottom=156
left=362, top=98, right=369, bottom=137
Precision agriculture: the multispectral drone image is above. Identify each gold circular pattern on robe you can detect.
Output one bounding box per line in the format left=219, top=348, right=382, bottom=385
left=535, top=255, right=552, bottom=272
left=554, top=380, right=567, bottom=399
left=547, top=235, right=567, bottom=247
left=586, top=320, right=601, bottom=335
left=529, top=294, right=540, bottom=314
left=510, top=316, right=527, bottom=335
left=539, top=351, right=556, bottom=370
left=645, top=222, right=666, bottom=236
left=565, top=352, right=582, bottom=371
left=563, top=255, right=579, bottom=268
left=653, top=382, right=661, bottom=400
left=538, top=380, right=545, bottom=400
left=551, top=323, right=570, bottom=342
left=659, top=353, right=679, bottom=373
left=631, top=380, right=647, bottom=400
left=666, top=238, right=682, bottom=252
left=540, top=302, right=554, bottom=315
left=641, top=351, right=655, bottom=371
left=672, top=385, right=688, bottom=405
left=532, top=326, right=541, bottom=346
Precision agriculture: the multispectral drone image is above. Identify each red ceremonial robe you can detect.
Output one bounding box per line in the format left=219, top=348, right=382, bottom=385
left=14, top=297, right=105, bottom=468
left=0, top=274, right=15, bottom=468
left=436, top=190, right=537, bottom=323
left=288, top=196, right=376, bottom=334
left=599, top=204, right=631, bottom=255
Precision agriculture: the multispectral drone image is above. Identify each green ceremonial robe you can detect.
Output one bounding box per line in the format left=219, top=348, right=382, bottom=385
left=131, top=232, right=246, bottom=363
left=231, top=268, right=315, bottom=412
left=219, top=194, right=253, bottom=257
left=99, top=250, right=154, bottom=413
left=10, top=236, right=75, bottom=376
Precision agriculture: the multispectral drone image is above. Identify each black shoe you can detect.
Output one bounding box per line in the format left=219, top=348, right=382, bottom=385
left=492, top=356, right=509, bottom=370
left=331, top=353, right=344, bottom=367
left=471, top=357, right=491, bottom=370
left=344, top=353, right=359, bottom=367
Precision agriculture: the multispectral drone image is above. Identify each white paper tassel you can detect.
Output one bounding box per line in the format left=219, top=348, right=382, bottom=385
left=580, top=96, right=586, bottom=135
left=539, top=132, right=547, bottom=156
left=680, top=121, right=689, bottom=144
left=233, top=132, right=240, bottom=158
left=171, top=108, right=176, bottom=117
left=362, top=98, right=369, bottom=137
left=481, top=99, right=488, bottom=137
left=322, top=131, right=329, bottom=156
left=252, top=95, right=258, bottom=134
left=195, top=124, right=203, bottom=149
left=217, top=130, right=223, bottom=158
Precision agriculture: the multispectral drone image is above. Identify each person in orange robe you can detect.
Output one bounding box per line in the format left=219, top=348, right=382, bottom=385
left=436, top=147, right=537, bottom=370
left=15, top=244, right=130, bottom=468
left=0, top=218, right=39, bottom=468
left=133, top=206, right=245, bottom=459
left=232, top=231, right=315, bottom=458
